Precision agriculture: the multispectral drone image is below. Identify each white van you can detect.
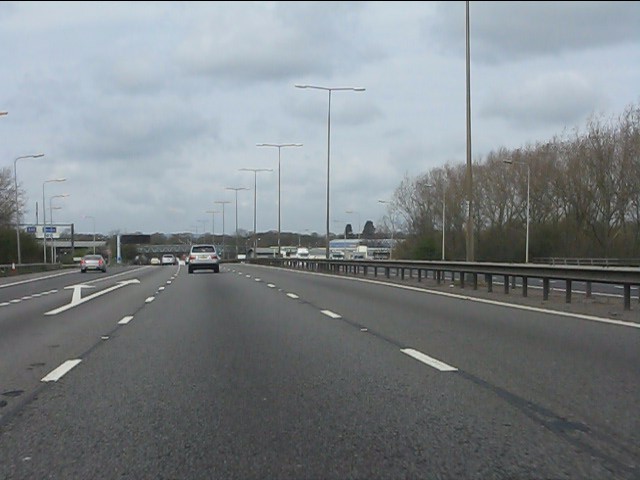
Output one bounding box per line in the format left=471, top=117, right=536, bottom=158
left=295, top=247, right=310, bottom=259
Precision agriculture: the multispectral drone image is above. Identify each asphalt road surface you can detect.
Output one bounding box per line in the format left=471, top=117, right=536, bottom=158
left=0, top=263, right=638, bottom=479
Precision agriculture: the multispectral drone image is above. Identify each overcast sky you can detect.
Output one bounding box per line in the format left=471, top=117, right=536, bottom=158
left=2, top=1, right=639, bottom=237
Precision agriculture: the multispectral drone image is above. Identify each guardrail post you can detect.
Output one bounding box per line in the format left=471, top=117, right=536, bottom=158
left=436, top=270, right=441, bottom=285
left=522, top=276, right=528, bottom=297
left=504, top=275, right=509, bottom=294
left=363, top=266, right=367, bottom=277
left=624, top=284, right=631, bottom=311
left=374, top=266, right=378, bottom=277
left=418, top=269, right=422, bottom=282
left=543, top=278, right=550, bottom=300
left=473, top=273, right=478, bottom=290
left=565, top=280, right=572, bottom=303
left=586, top=281, right=592, bottom=298
left=460, top=272, right=465, bottom=288
left=385, top=267, right=390, bottom=279
left=486, top=274, right=492, bottom=292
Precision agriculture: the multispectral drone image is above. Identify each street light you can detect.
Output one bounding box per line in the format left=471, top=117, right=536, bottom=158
left=205, top=210, right=218, bottom=244
left=226, top=187, right=249, bottom=258
left=503, top=159, right=531, bottom=263
left=13, top=153, right=45, bottom=264
left=344, top=210, right=361, bottom=239
left=378, top=200, right=396, bottom=260
left=239, top=168, right=272, bottom=257
left=214, top=200, right=231, bottom=260
left=295, top=83, right=365, bottom=259
left=84, top=215, right=96, bottom=254
left=256, top=142, right=303, bottom=257
left=49, top=194, right=69, bottom=262
left=42, top=177, right=65, bottom=263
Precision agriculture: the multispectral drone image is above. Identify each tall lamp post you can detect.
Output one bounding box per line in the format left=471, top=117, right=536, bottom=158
left=503, top=159, right=530, bottom=263
left=226, top=187, right=249, bottom=258
left=295, top=84, right=365, bottom=259
left=239, top=168, right=272, bottom=257
left=378, top=200, right=396, bottom=260
left=49, top=194, right=69, bottom=262
left=214, top=200, right=231, bottom=260
left=205, top=210, right=218, bottom=245
left=465, top=0, right=474, bottom=262
left=42, top=177, right=65, bottom=263
left=84, top=215, right=96, bottom=254
left=256, top=142, right=302, bottom=257
left=13, top=153, right=45, bottom=264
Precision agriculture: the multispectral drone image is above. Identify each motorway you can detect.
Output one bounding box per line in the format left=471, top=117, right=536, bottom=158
left=0, top=263, right=638, bottom=479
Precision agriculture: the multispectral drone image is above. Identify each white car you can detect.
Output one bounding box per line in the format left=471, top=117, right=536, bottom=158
left=150, top=257, right=161, bottom=265
left=161, top=254, right=177, bottom=265
left=188, top=244, right=220, bottom=273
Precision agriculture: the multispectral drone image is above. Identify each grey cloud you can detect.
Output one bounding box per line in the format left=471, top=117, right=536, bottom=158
left=481, top=71, right=605, bottom=127
left=174, top=2, right=380, bottom=85
left=430, top=1, right=640, bottom=64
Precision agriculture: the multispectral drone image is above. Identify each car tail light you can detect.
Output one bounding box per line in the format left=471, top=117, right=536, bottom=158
left=189, top=255, right=196, bottom=261
left=211, top=254, right=218, bottom=259
left=99, top=259, right=103, bottom=266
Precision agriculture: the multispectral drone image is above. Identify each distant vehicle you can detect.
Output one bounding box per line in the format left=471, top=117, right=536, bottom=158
left=161, top=254, right=177, bottom=266
left=330, top=250, right=345, bottom=260
left=295, top=247, right=310, bottom=259
left=80, top=254, right=107, bottom=273
left=188, top=244, right=220, bottom=273
left=150, top=257, right=161, bottom=265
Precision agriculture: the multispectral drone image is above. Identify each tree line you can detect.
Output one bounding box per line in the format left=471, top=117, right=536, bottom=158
left=380, top=102, right=640, bottom=261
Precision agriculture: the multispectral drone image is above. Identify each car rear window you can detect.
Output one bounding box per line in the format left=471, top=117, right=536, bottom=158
left=192, top=246, right=215, bottom=253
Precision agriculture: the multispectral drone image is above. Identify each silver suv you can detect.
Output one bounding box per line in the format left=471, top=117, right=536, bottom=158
left=188, top=244, right=220, bottom=273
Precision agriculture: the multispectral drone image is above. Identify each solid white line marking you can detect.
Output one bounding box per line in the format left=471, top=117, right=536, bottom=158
left=249, top=265, right=640, bottom=329
left=321, top=309, right=342, bottom=319
left=41, top=359, right=82, bottom=382
left=145, top=297, right=155, bottom=303
left=286, top=293, right=299, bottom=299
left=10, top=299, right=21, bottom=303
left=0, top=270, right=76, bottom=289
left=401, top=348, right=458, bottom=372
left=118, top=315, right=134, bottom=325
left=0, top=302, right=9, bottom=306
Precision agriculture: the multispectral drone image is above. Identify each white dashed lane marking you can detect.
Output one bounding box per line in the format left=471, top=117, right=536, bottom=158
left=401, top=348, right=458, bottom=372
left=41, top=359, right=82, bottom=382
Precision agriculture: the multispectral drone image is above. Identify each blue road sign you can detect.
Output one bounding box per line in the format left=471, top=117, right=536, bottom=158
left=26, top=226, right=36, bottom=233
left=44, top=226, right=57, bottom=233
